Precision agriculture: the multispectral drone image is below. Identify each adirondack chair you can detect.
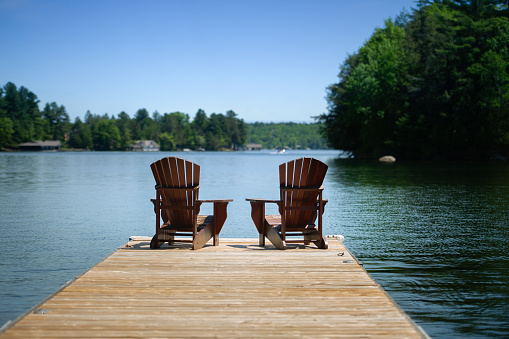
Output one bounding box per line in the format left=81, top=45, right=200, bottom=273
left=246, top=157, right=328, bottom=250
left=150, top=156, right=232, bottom=250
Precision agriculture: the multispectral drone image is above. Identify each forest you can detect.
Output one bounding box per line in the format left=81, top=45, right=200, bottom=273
left=319, top=0, right=509, bottom=160
left=0, top=81, right=326, bottom=151
left=246, top=122, right=327, bottom=149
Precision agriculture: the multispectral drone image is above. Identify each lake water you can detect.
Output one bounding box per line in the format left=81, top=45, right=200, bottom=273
left=0, top=151, right=507, bottom=337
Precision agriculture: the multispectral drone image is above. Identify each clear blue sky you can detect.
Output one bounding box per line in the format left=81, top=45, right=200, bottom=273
left=1, top=0, right=417, bottom=123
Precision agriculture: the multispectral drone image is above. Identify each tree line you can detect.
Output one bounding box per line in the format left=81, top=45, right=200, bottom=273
left=319, top=0, right=509, bottom=160
left=0, top=81, right=326, bottom=151
left=246, top=122, right=327, bottom=149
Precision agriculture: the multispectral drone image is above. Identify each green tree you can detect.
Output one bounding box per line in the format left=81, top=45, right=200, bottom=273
left=225, top=110, right=246, bottom=149
left=116, top=111, right=132, bottom=149
left=92, top=118, right=121, bottom=151
left=0, top=117, right=14, bottom=149
left=321, top=19, right=409, bottom=157
left=131, top=108, right=144, bottom=140
left=246, top=122, right=327, bottom=149
left=42, top=102, right=70, bottom=142
left=206, top=113, right=227, bottom=150
left=158, top=132, right=175, bottom=151
left=320, top=0, right=509, bottom=160
left=160, top=112, right=191, bottom=149
left=2, top=82, right=43, bottom=144
left=192, top=109, right=208, bottom=134
left=191, top=109, right=208, bottom=149
left=68, top=117, right=93, bottom=149
left=2, top=80, right=326, bottom=152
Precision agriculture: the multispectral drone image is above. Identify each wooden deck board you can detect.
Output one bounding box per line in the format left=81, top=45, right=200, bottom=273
left=1, top=238, right=427, bottom=338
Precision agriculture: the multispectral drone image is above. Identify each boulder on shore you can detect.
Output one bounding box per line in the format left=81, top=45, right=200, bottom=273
left=379, top=155, right=396, bottom=162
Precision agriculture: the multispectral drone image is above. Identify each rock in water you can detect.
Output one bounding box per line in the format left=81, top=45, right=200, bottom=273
left=379, top=155, right=396, bottom=162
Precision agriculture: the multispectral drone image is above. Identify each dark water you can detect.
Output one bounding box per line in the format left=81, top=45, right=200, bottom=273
left=326, top=159, right=509, bottom=338
left=0, top=151, right=508, bottom=337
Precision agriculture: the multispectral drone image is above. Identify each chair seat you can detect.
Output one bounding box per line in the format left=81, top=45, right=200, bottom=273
left=265, top=215, right=318, bottom=232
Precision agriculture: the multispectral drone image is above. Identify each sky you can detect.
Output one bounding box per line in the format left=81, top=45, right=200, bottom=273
left=0, top=0, right=417, bottom=123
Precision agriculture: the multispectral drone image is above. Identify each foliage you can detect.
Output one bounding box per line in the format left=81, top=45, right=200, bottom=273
left=72, top=109, right=247, bottom=151
left=0, top=82, right=45, bottom=149
left=246, top=122, right=328, bottom=149
left=42, top=102, right=70, bottom=142
left=319, top=0, right=509, bottom=160
left=1, top=82, right=325, bottom=151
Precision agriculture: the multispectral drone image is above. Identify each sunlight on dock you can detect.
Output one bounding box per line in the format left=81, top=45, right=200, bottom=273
left=1, top=238, right=428, bottom=338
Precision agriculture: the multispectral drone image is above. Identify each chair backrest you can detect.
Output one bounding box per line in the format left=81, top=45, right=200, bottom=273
left=150, top=157, right=200, bottom=227
left=279, top=157, right=328, bottom=228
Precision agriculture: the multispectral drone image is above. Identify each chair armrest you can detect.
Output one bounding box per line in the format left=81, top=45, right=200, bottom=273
left=246, top=199, right=282, bottom=235
left=245, top=198, right=280, bottom=204
left=195, top=200, right=233, bottom=217
left=196, top=200, right=232, bottom=234
left=197, top=199, right=233, bottom=204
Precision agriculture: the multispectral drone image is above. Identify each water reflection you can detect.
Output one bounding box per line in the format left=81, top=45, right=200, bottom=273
left=324, top=159, right=509, bottom=338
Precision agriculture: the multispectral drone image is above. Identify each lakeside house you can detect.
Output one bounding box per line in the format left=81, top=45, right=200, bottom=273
left=245, top=143, right=262, bottom=151
left=128, top=140, right=160, bottom=151
left=18, top=140, right=62, bottom=151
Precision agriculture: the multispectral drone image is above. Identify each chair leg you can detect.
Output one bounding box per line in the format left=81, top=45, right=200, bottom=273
left=150, top=234, right=162, bottom=249
left=312, top=236, right=329, bottom=249
left=321, top=237, right=329, bottom=249
left=259, top=233, right=265, bottom=246
left=303, top=231, right=328, bottom=249
left=167, top=235, right=174, bottom=245
left=265, top=223, right=287, bottom=250
left=193, top=224, right=214, bottom=250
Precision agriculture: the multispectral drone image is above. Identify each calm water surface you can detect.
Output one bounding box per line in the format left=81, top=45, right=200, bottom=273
left=0, top=151, right=507, bottom=337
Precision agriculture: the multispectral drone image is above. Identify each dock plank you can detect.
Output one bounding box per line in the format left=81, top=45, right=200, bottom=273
left=1, top=238, right=427, bottom=338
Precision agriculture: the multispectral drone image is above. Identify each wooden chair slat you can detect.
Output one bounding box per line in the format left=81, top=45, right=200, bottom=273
left=287, top=158, right=302, bottom=227
left=298, top=158, right=320, bottom=226
left=157, top=158, right=174, bottom=223
left=279, top=162, right=286, bottom=186
left=193, top=162, right=200, bottom=200
left=169, top=157, right=183, bottom=224
left=184, top=160, right=194, bottom=222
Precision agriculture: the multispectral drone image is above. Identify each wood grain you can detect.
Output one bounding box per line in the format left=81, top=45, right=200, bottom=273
left=0, top=238, right=428, bottom=338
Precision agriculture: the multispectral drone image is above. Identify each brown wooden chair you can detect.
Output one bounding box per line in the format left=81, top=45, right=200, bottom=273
left=246, top=157, right=328, bottom=250
left=150, top=156, right=232, bottom=250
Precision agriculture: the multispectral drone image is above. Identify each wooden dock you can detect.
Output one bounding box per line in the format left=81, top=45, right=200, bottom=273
left=1, top=238, right=428, bottom=338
